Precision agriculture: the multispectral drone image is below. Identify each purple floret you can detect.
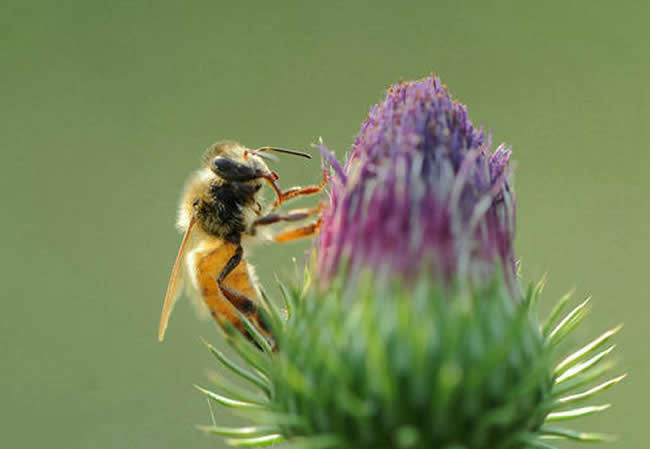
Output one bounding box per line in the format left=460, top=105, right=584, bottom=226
left=317, top=76, right=518, bottom=296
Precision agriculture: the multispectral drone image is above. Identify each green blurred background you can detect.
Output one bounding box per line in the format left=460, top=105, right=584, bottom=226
left=1, top=1, right=647, bottom=448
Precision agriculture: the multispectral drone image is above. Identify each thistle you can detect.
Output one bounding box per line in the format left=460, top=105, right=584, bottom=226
left=196, top=76, right=624, bottom=449
left=317, top=77, right=516, bottom=295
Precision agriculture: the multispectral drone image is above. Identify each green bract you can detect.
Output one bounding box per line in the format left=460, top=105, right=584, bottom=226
left=197, top=274, right=622, bottom=449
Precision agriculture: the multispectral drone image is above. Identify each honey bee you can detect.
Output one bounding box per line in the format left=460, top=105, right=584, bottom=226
left=157, top=141, right=326, bottom=348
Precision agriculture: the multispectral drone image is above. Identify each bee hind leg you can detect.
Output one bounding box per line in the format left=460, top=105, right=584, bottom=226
left=217, top=245, right=276, bottom=350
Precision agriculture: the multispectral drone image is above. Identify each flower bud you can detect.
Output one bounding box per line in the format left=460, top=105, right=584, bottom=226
left=318, top=76, right=517, bottom=295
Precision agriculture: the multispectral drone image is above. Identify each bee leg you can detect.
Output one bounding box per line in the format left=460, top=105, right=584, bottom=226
left=253, top=204, right=323, bottom=227
left=217, top=245, right=276, bottom=350
left=273, top=217, right=322, bottom=243
left=265, top=169, right=328, bottom=207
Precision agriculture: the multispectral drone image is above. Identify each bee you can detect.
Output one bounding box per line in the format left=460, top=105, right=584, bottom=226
left=157, top=141, right=326, bottom=348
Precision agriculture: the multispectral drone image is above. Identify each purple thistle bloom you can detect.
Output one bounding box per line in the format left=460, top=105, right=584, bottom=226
left=318, top=76, right=518, bottom=296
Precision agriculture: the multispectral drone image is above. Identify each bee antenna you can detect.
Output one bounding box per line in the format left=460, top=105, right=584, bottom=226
left=254, top=147, right=312, bottom=159
left=250, top=151, right=277, bottom=162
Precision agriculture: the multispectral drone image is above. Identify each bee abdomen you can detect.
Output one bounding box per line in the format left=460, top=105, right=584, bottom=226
left=194, top=242, right=273, bottom=346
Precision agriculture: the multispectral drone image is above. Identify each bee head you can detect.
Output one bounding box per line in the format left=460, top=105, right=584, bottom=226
left=204, top=141, right=271, bottom=183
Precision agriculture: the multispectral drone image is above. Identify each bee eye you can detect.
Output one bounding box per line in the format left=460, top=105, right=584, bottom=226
left=211, top=156, right=265, bottom=182
left=192, top=199, right=200, bottom=208
left=211, top=156, right=228, bottom=172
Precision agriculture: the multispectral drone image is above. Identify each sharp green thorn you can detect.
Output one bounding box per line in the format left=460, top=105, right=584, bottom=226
left=194, top=385, right=266, bottom=409
left=555, top=345, right=616, bottom=384
left=226, top=434, right=285, bottom=447
left=513, top=432, right=558, bottom=449
left=557, top=374, right=627, bottom=405
left=541, top=426, right=616, bottom=442
left=546, top=404, right=611, bottom=421
left=275, top=275, right=294, bottom=319
left=554, top=324, right=622, bottom=374
left=547, top=297, right=591, bottom=345
left=552, top=362, right=616, bottom=397
left=203, top=370, right=269, bottom=405
left=542, top=288, right=575, bottom=336
left=529, top=274, right=547, bottom=311
left=225, top=331, right=271, bottom=378
left=200, top=337, right=270, bottom=394
left=196, top=425, right=279, bottom=437
left=258, top=286, right=284, bottom=331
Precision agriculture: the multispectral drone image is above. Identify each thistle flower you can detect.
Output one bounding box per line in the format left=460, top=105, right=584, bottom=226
left=317, top=76, right=517, bottom=295
left=196, top=76, right=623, bottom=449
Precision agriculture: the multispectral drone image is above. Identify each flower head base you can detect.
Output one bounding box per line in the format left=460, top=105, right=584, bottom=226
left=318, top=76, right=516, bottom=293
left=198, top=278, right=623, bottom=449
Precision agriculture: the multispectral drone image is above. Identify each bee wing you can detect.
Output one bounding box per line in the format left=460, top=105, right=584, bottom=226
left=158, top=216, right=198, bottom=341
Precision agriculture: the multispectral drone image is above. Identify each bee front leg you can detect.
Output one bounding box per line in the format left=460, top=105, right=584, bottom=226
left=272, top=218, right=321, bottom=243
left=264, top=169, right=328, bottom=207
left=253, top=204, right=323, bottom=227
left=217, top=245, right=275, bottom=350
